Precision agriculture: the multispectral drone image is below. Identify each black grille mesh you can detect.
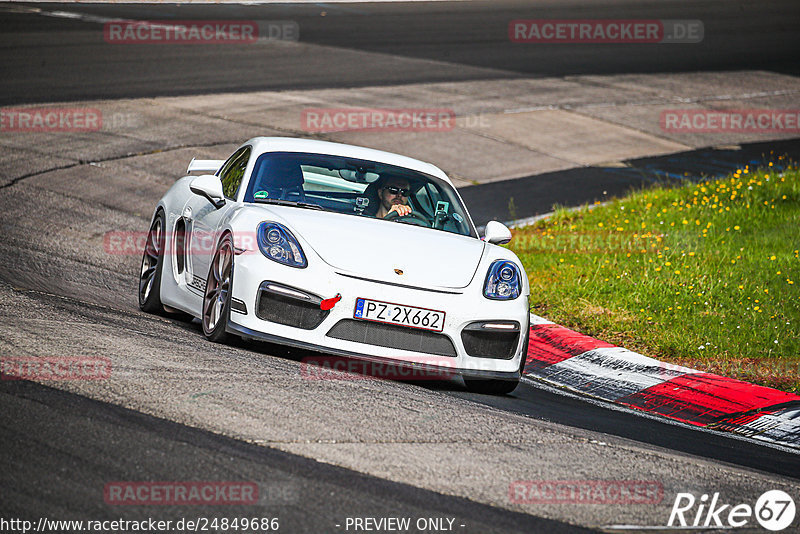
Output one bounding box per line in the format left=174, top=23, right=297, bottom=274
left=256, top=291, right=328, bottom=330
left=327, top=319, right=457, bottom=357
left=461, top=329, right=519, bottom=359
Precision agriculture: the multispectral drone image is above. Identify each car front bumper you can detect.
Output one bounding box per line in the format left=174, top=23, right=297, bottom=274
left=228, top=253, right=529, bottom=379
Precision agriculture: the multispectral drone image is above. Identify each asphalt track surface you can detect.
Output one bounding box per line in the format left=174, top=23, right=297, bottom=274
left=1, top=379, right=587, bottom=533
left=0, top=0, right=799, bottom=105
left=2, top=1, right=800, bottom=532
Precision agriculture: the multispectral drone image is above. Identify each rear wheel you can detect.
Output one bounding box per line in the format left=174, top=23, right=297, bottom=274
left=138, top=211, right=166, bottom=313
left=202, top=234, right=233, bottom=343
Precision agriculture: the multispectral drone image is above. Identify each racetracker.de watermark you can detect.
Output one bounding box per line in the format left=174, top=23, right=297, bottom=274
left=104, top=482, right=258, bottom=505
left=1, top=357, right=111, bottom=381
left=300, top=356, right=456, bottom=381
left=509, top=480, right=664, bottom=504
left=0, top=108, right=101, bottom=132
left=301, top=108, right=456, bottom=133
left=509, top=20, right=703, bottom=43
left=103, top=230, right=259, bottom=256
left=661, top=109, right=800, bottom=133
left=103, top=20, right=298, bottom=44
left=516, top=230, right=658, bottom=254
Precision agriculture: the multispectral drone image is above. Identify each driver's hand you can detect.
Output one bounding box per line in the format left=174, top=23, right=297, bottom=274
left=387, top=204, right=412, bottom=217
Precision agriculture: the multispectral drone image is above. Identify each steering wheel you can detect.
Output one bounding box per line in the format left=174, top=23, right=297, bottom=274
left=384, top=209, right=431, bottom=227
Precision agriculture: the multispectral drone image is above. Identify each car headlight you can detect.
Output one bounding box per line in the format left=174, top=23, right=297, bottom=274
left=257, top=222, right=307, bottom=268
left=484, top=260, right=521, bottom=300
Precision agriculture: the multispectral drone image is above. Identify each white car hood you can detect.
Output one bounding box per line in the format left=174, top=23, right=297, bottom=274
left=262, top=206, right=484, bottom=289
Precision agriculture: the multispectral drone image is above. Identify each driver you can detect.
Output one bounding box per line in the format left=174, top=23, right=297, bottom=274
left=375, top=178, right=413, bottom=219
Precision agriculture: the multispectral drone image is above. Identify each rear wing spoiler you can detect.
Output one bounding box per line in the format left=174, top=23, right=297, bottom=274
left=187, top=159, right=225, bottom=174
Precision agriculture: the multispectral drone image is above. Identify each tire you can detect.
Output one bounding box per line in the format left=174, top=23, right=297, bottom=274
left=138, top=210, right=166, bottom=313
left=202, top=233, right=233, bottom=343
left=464, top=377, right=520, bottom=395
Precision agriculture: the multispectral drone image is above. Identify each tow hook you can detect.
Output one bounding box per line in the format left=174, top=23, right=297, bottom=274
left=320, top=293, right=342, bottom=311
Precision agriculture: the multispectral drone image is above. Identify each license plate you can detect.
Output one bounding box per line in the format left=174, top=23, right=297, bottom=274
left=354, top=298, right=445, bottom=332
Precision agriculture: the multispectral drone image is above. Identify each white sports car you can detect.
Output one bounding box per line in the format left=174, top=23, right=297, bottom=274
left=139, top=137, right=530, bottom=394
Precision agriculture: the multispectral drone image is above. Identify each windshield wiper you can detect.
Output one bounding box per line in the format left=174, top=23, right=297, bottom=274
left=253, top=198, right=324, bottom=210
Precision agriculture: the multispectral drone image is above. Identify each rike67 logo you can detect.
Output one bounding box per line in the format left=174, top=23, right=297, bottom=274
left=668, top=490, right=796, bottom=531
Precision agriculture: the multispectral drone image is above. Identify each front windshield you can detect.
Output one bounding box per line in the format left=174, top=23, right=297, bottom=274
left=243, top=151, right=477, bottom=238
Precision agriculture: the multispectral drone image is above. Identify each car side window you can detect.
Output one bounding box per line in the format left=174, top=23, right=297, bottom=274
left=218, top=146, right=251, bottom=200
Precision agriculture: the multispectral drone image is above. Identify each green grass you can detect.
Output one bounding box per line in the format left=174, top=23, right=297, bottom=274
left=510, top=159, right=800, bottom=392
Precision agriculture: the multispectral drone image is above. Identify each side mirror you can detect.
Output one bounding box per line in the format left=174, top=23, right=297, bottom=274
left=483, top=220, right=512, bottom=244
left=190, top=174, right=225, bottom=208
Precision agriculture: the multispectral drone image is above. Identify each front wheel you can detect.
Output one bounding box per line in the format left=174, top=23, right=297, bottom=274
left=139, top=211, right=166, bottom=313
left=464, top=377, right=519, bottom=395
left=202, top=234, right=233, bottom=343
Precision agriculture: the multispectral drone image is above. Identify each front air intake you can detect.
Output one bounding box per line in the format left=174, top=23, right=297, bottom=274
left=460, top=321, right=520, bottom=359
left=255, top=282, right=328, bottom=330
left=327, top=319, right=457, bottom=357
